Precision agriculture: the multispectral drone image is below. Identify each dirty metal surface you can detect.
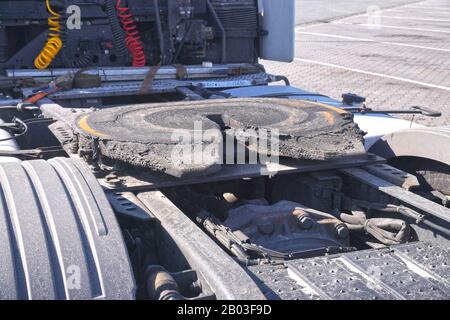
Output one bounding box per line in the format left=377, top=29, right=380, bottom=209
left=99, top=154, right=384, bottom=190
left=340, top=167, right=450, bottom=224
left=247, top=242, right=450, bottom=300
left=341, top=248, right=449, bottom=299
left=394, top=242, right=450, bottom=286
left=8, top=63, right=263, bottom=81
left=22, top=73, right=273, bottom=100
left=364, top=163, right=420, bottom=190
left=75, top=98, right=366, bottom=178
left=106, top=191, right=155, bottom=221
left=247, top=263, right=313, bottom=300
left=224, top=200, right=350, bottom=255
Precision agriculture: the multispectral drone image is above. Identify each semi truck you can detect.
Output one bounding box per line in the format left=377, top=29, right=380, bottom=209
left=0, top=0, right=448, bottom=300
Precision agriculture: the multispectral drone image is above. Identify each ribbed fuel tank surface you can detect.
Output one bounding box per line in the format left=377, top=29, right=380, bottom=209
left=0, top=158, right=135, bottom=300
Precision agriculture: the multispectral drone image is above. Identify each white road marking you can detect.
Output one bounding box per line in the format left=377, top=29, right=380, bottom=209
left=329, top=1, right=450, bottom=21
left=296, top=22, right=334, bottom=30
left=334, top=21, right=450, bottom=34
left=362, top=15, right=450, bottom=22
left=385, top=9, right=450, bottom=17
left=293, top=57, right=450, bottom=92
left=388, top=5, right=450, bottom=11
left=296, top=31, right=450, bottom=52
left=402, top=5, right=450, bottom=10
left=335, top=7, right=450, bottom=24
left=404, top=3, right=450, bottom=7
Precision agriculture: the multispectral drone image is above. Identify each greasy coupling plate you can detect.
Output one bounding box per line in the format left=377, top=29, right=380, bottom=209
left=75, top=98, right=366, bottom=177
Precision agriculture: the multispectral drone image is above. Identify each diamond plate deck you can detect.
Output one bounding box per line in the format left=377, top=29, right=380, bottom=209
left=248, top=242, right=450, bottom=300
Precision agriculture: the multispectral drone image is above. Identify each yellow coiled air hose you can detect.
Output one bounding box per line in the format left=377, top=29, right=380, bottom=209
left=34, top=0, right=63, bottom=69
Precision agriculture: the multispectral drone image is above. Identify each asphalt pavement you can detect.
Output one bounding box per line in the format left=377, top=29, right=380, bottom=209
left=265, top=0, right=450, bottom=126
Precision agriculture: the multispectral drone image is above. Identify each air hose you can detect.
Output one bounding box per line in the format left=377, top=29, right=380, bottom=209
left=116, top=0, right=146, bottom=67
left=341, top=211, right=410, bottom=246
left=34, top=0, right=63, bottom=69
left=71, top=52, right=94, bottom=68
left=105, top=0, right=129, bottom=59
left=0, top=118, right=28, bottom=143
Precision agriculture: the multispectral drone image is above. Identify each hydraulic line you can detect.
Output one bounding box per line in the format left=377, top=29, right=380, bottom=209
left=34, top=0, right=63, bottom=69
left=340, top=211, right=410, bottom=246
left=116, top=0, right=146, bottom=67
left=352, top=199, right=450, bottom=238
left=0, top=118, right=28, bottom=143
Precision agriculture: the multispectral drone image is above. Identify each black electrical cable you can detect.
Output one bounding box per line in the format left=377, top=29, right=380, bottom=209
left=0, top=118, right=28, bottom=142
left=71, top=52, right=94, bottom=68
left=105, top=0, right=129, bottom=59
left=171, top=21, right=194, bottom=64
left=152, top=0, right=166, bottom=65
left=273, top=75, right=291, bottom=86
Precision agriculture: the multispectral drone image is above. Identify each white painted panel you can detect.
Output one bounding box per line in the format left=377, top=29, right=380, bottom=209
left=259, top=0, right=295, bottom=62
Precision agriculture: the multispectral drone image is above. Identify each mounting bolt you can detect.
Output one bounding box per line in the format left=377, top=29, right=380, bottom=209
left=297, top=215, right=313, bottom=230
left=294, top=208, right=313, bottom=230
left=189, top=280, right=202, bottom=295
left=105, top=173, right=122, bottom=187
left=335, top=223, right=349, bottom=239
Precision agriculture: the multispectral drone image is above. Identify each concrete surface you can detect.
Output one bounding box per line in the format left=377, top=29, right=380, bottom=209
left=295, top=0, right=423, bottom=25
left=265, top=0, right=450, bottom=126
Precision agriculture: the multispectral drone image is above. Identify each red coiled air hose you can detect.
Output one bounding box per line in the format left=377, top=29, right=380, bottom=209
left=116, top=0, right=146, bottom=67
